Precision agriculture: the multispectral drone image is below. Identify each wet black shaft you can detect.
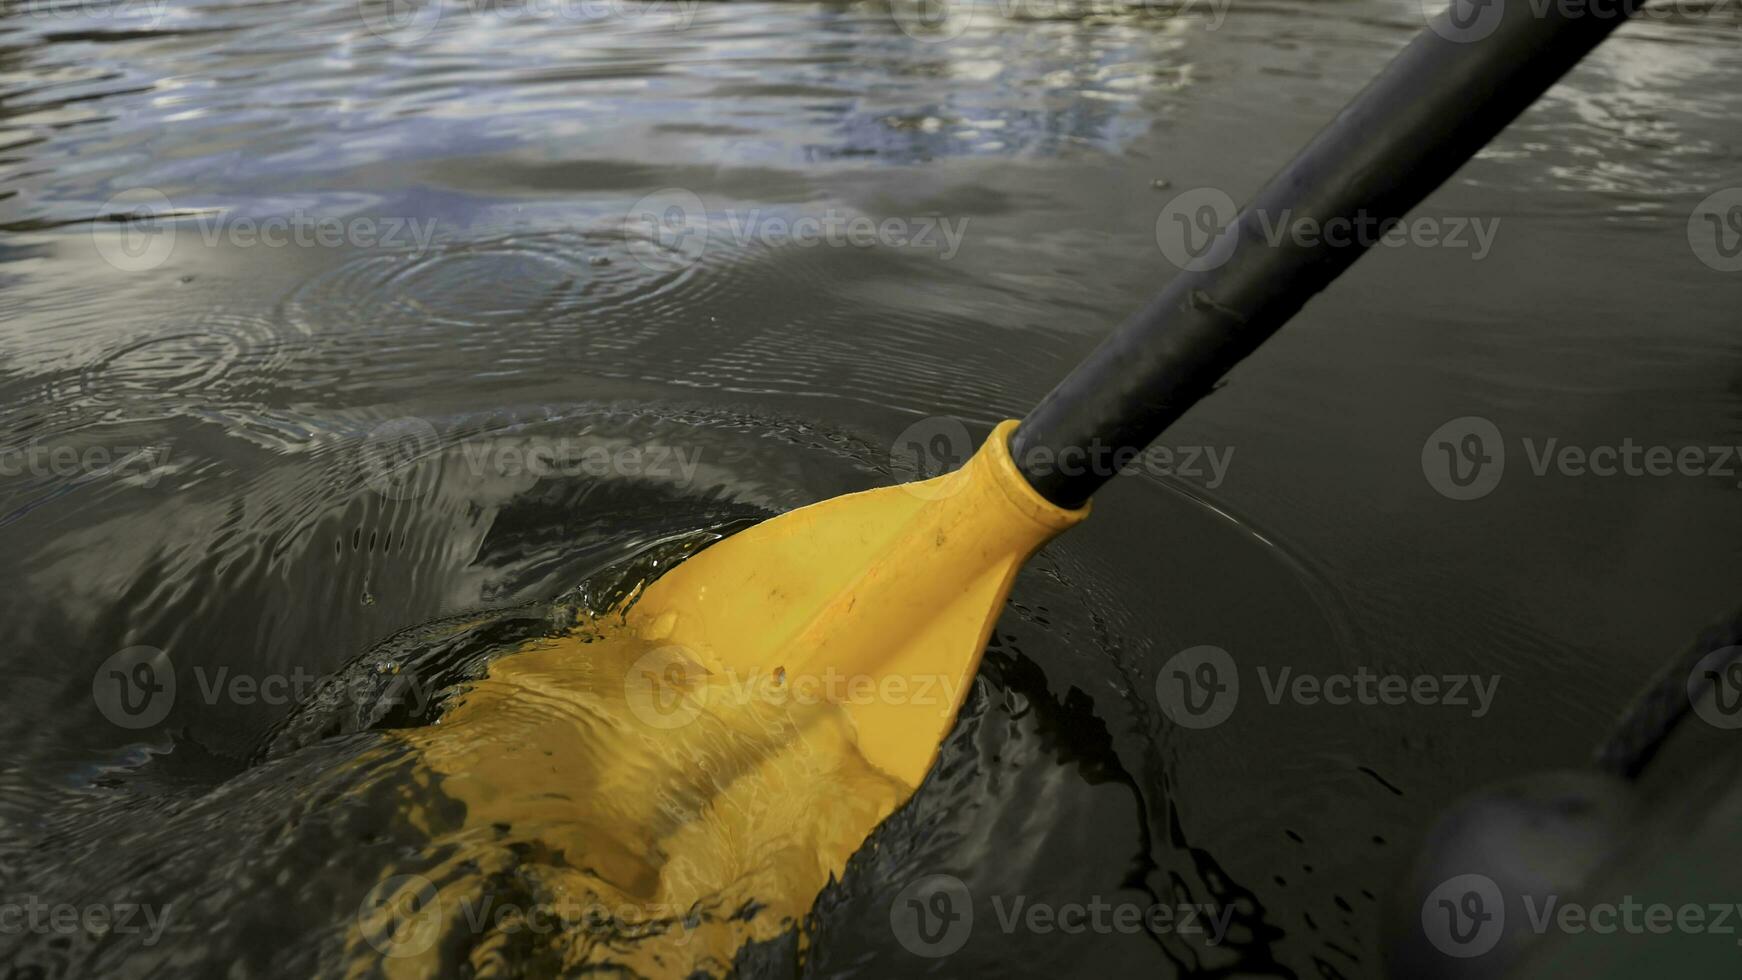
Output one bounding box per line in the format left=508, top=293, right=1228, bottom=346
left=1012, top=0, right=1643, bottom=508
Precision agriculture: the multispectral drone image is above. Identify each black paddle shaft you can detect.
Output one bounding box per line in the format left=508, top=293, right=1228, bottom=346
left=1011, top=0, right=1644, bottom=509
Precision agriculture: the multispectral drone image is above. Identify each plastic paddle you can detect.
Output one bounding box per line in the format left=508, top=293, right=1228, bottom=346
left=624, top=0, right=1643, bottom=791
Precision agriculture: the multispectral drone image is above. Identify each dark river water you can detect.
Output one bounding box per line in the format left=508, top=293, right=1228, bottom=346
left=2, top=0, right=1741, bottom=976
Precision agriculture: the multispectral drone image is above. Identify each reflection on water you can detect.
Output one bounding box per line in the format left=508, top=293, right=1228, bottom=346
left=2, top=0, right=1741, bottom=975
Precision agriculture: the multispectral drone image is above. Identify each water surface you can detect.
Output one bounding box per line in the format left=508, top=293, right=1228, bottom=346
left=3, top=0, right=1741, bottom=976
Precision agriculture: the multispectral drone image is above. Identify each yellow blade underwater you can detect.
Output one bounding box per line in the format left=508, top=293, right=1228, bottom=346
left=346, top=421, right=1089, bottom=976
left=626, top=418, right=1088, bottom=789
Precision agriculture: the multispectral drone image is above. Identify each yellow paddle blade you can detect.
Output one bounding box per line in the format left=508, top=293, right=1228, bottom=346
left=624, top=419, right=1089, bottom=788
left=370, top=630, right=916, bottom=977
left=341, top=422, right=1088, bottom=975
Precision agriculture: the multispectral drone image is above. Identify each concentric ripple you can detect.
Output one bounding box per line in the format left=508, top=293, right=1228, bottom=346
left=75, top=309, right=310, bottom=404
left=279, top=229, right=694, bottom=337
